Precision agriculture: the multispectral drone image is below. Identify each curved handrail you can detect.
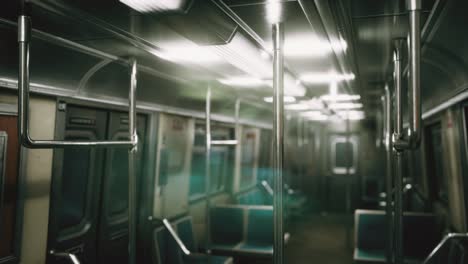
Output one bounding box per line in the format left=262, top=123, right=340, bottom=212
left=422, top=233, right=468, bottom=264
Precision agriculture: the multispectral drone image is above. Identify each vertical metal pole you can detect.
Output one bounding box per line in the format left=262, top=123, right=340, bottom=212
left=272, top=22, right=284, bottom=264
left=128, top=59, right=138, bottom=264
left=408, top=0, right=422, bottom=147
left=205, top=85, right=212, bottom=251
left=345, top=113, right=352, bottom=249
left=18, top=14, right=30, bottom=143
left=393, top=39, right=405, bottom=264
left=383, top=86, right=393, bottom=264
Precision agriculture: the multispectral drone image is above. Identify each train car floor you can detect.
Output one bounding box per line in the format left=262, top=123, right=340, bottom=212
left=284, top=213, right=354, bottom=264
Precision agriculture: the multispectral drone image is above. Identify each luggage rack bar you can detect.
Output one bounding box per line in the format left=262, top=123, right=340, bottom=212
left=18, top=15, right=138, bottom=149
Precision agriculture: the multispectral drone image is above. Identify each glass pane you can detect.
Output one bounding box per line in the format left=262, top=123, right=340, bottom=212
left=60, top=145, right=91, bottom=229
left=189, top=152, right=205, bottom=197
left=336, top=142, right=353, bottom=168
left=240, top=131, right=256, bottom=189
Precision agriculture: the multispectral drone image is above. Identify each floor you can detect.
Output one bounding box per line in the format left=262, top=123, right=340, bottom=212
left=284, top=213, right=354, bottom=264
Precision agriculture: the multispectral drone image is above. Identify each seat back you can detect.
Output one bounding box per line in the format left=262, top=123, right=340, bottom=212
left=355, top=210, right=387, bottom=251
left=210, top=206, right=245, bottom=245
left=246, top=206, right=274, bottom=245
left=154, top=226, right=183, bottom=264
left=173, top=216, right=197, bottom=252
left=355, top=209, right=439, bottom=259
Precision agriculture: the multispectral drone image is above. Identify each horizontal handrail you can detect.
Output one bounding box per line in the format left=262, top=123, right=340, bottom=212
left=422, top=233, right=468, bottom=264
left=18, top=15, right=138, bottom=149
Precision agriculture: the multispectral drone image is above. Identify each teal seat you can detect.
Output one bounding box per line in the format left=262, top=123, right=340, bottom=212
left=210, top=205, right=274, bottom=258
left=210, top=206, right=244, bottom=249
left=354, top=209, right=439, bottom=263
left=154, top=216, right=233, bottom=264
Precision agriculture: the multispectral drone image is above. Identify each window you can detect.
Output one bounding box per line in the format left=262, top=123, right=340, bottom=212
left=425, top=122, right=448, bottom=203
left=240, top=128, right=258, bottom=189
left=189, top=123, right=233, bottom=199
left=330, top=135, right=357, bottom=174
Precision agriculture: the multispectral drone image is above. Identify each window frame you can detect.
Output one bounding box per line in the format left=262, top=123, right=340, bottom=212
left=330, top=135, right=358, bottom=175
left=188, top=121, right=234, bottom=202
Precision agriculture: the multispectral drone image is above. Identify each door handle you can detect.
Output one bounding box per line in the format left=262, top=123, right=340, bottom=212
left=49, top=250, right=80, bottom=264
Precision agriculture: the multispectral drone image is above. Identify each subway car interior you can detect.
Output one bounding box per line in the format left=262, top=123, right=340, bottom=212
left=1, top=0, right=468, bottom=263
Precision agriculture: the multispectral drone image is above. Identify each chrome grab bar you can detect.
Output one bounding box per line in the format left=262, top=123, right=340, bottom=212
left=393, top=0, right=422, bottom=151
left=18, top=14, right=138, bottom=149
left=49, top=250, right=80, bottom=264
left=261, top=180, right=274, bottom=197
left=161, top=218, right=210, bottom=259
left=422, top=233, right=468, bottom=264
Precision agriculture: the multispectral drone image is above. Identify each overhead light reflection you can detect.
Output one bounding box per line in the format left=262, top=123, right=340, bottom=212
left=264, top=96, right=296, bottom=103
left=321, top=94, right=361, bottom=101
left=219, top=77, right=269, bottom=87
left=266, top=0, right=282, bottom=24
left=300, top=72, right=355, bottom=84
left=120, top=0, right=187, bottom=13
left=329, top=103, right=363, bottom=110
left=301, top=111, right=328, bottom=121
left=337, top=110, right=365, bottom=120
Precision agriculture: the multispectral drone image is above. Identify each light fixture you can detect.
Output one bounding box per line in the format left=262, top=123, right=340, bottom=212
left=300, top=72, right=355, bottom=84
left=321, top=94, right=361, bottom=101
left=120, top=0, right=188, bottom=13
left=264, top=35, right=348, bottom=58
left=152, top=33, right=272, bottom=77
left=329, top=103, right=363, bottom=110
left=301, top=111, right=328, bottom=121
left=337, top=110, right=365, bottom=120
left=266, top=0, right=282, bottom=24
left=264, top=96, right=296, bottom=103
left=285, top=98, right=324, bottom=111
left=219, top=77, right=269, bottom=87
left=284, top=74, right=306, bottom=96
left=151, top=47, right=222, bottom=64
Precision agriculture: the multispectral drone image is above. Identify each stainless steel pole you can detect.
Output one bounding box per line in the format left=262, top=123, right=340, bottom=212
left=408, top=0, right=422, bottom=147
left=205, top=85, right=212, bottom=252
left=128, top=59, right=138, bottom=264
left=383, top=85, right=393, bottom=264
left=272, top=22, right=285, bottom=264
left=392, top=39, right=405, bottom=264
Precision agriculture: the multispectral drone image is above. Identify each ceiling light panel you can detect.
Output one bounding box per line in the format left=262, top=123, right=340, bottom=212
left=300, top=72, right=355, bottom=84
left=120, top=0, right=189, bottom=13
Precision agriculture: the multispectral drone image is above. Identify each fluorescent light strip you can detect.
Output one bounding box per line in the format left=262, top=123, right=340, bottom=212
left=120, top=0, right=187, bottom=13
left=265, top=35, right=348, bottom=58
left=329, top=103, right=363, bottom=110
left=300, top=72, right=355, bottom=84
left=219, top=77, right=269, bottom=87
left=321, top=94, right=361, bottom=101
left=264, top=96, right=296, bottom=103
left=301, top=111, right=328, bottom=121
left=266, top=0, right=282, bottom=24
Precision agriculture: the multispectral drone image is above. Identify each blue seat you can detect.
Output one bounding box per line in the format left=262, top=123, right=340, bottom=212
left=354, top=209, right=439, bottom=263
left=210, top=205, right=274, bottom=258
left=154, top=216, right=233, bottom=264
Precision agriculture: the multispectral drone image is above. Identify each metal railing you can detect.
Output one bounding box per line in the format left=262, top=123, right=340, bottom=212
left=391, top=1, right=422, bottom=263
left=19, top=3, right=139, bottom=264
left=161, top=219, right=211, bottom=259
left=18, top=15, right=138, bottom=149
left=422, top=233, right=468, bottom=264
